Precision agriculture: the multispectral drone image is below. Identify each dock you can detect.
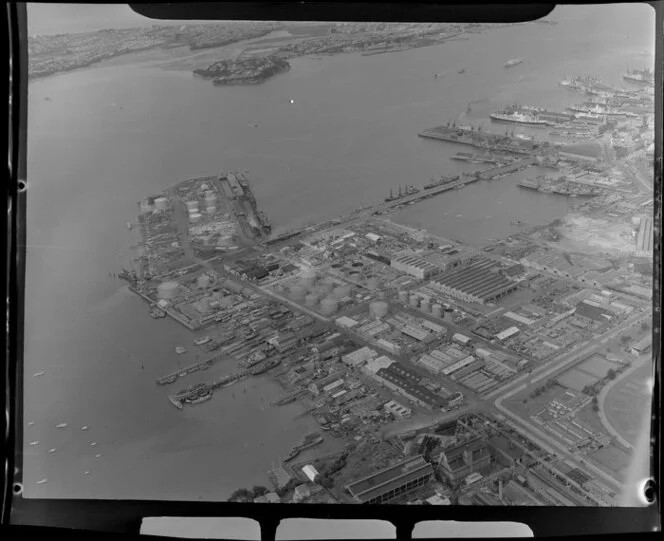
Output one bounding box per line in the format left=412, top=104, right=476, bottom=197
left=156, top=355, right=220, bottom=385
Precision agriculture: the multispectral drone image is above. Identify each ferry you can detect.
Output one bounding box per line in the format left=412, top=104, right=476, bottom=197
left=175, top=346, right=187, bottom=355
left=56, top=423, right=68, bottom=429
left=36, top=479, right=48, bottom=485
left=32, top=371, right=45, bottom=377
left=194, top=336, right=212, bottom=346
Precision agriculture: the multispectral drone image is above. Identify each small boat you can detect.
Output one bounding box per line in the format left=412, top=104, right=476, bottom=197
left=504, top=58, right=524, bottom=68
left=95, top=454, right=102, bottom=458
left=81, top=426, right=89, bottom=431
left=84, top=471, right=90, bottom=475
left=32, top=371, right=45, bottom=377
left=48, top=448, right=57, bottom=453
left=29, top=441, right=39, bottom=446
left=175, top=346, right=187, bottom=355
left=56, top=423, right=68, bottom=428
left=36, top=479, right=48, bottom=485
left=27, top=422, right=35, bottom=426
left=458, top=68, right=466, bottom=74
left=44, top=97, right=52, bottom=101
left=90, top=442, right=97, bottom=447
left=126, top=221, right=133, bottom=230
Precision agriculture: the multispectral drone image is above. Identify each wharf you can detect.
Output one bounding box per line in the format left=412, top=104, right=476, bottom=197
left=418, top=128, right=539, bottom=156
left=156, top=355, right=220, bottom=385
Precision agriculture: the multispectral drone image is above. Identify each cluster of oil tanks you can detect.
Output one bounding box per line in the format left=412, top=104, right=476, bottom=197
left=334, top=261, right=381, bottom=291
left=397, top=290, right=444, bottom=318
left=287, top=269, right=353, bottom=315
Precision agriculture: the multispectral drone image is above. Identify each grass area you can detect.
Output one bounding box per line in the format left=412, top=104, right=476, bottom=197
left=589, top=445, right=632, bottom=482
left=503, top=384, right=564, bottom=420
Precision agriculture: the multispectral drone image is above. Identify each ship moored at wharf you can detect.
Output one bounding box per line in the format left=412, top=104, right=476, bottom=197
left=623, top=67, right=654, bottom=85
left=283, top=432, right=324, bottom=462
left=385, top=185, right=420, bottom=202
left=518, top=177, right=603, bottom=197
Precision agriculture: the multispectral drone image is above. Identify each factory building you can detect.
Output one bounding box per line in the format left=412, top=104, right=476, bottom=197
left=630, top=335, right=652, bottom=357
left=391, top=253, right=442, bottom=280
left=384, top=400, right=412, bottom=419
left=374, top=363, right=442, bottom=410
left=342, top=346, right=378, bottom=368
left=421, top=246, right=475, bottom=272
left=429, top=259, right=518, bottom=304
left=345, top=455, right=434, bottom=504
left=437, top=437, right=491, bottom=484
left=635, top=216, right=654, bottom=257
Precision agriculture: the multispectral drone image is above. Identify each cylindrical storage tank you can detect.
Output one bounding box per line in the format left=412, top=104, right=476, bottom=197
left=157, top=281, right=179, bottom=300
left=320, top=278, right=335, bottom=294
left=320, top=297, right=338, bottom=316
left=420, top=300, right=431, bottom=313
left=197, top=275, right=211, bottom=289
left=333, top=286, right=351, bottom=299
left=186, top=200, right=198, bottom=210
left=301, top=268, right=316, bottom=290
left=206, top=206, right=217, bottom=214
left=409, top=295, right=419, bottom=308
left=432, top=304, right=443, bottom=318
left=190, top=212, right=202, bottom=223
left=305, top=293, right=319, bottom=307
left=398, top=290, right=409, bottom=303
left=367, top=277, right=380, bottom=291
left=290, top=285, right=307, bottom=301
left=200, top=183, right=209, bottom=191
left=369, top=301, right=389, bottom=319
left=154, top=197, right=168, bottom=210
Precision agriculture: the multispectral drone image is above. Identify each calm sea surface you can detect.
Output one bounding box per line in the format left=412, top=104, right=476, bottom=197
left=23, top=4, right=654, bottom=499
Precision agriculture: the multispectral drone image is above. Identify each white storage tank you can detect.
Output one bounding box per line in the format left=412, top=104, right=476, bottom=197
left=409, top=295, right=420, bottom=308
left=190, top=212, right=202, bottom=223
left=197, top=274, right=211, bottom=289
left=305, top=293, right=319, bottom=307
left=333, top=286, right=351, bottom=299
left=157, top=281, right=179, bottom=300
left=185, top=200, right=199, bottom=210
left=206, top=206, right=217, bottom=215
left=420, top=300, right=431, bottom=313
left=398, top=290, right=409, bottom=303
left=369, top=301, right=389, bottom=319
left=432, top=304, right=443, bottom=318
left=154, top=197, right=168, bottom=210
left=320, top=297, right=338, bottom=316
left=290, top=285, right=307, bottom=301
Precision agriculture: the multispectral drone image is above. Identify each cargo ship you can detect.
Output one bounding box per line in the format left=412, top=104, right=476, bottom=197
left=298, top=432, right=324, bottom=451
left=517, top=178, right=602, bottom=197
left=283, top=447, right=301, bottom=462
left=250, top=358, right=281, bottom=376
left=274, top=393, right=299, bottom=406
left=424, top=175, right=460, bottom=190
left=623, top=67, right=654, bottom=85
left=504, top=58, right=524, bottom=68
left=567, top=103, right=637, bottom=117
left=450, top=152, right=503, bottom=164
left=490, top=109, right=549, bottom=126
left=385, top=185, right=420, bottom=202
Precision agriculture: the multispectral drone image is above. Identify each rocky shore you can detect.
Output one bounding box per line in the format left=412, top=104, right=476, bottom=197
left=193, top=56, right=291, bottom=85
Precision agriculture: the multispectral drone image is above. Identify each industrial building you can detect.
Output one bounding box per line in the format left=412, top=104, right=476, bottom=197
left=374, top=363, right=443, bottom=410
left=437, top=437, right=491, bottom=484
left=635, top=216, right=654, bottom=257
left=384, top=400, right=412, bottom=419
left=630, top=335, right=652, bottom=356
left=429, top=259, right=518, bottom=304
left=345, top=455, right=434, bottom=504
left=421, top=246, right=475, bottom=272
left=342, top=346, right=378, bottom=368
left=391, top=253, right=442, bottom=280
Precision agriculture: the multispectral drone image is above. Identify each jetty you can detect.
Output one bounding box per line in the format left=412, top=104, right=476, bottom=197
left=167, top=370, right=249, bottom=408
left=156, top=355, right=219, bottom=385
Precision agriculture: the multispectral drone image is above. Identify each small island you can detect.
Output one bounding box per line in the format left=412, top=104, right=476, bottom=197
left=193, top=56, right=291, bottom=86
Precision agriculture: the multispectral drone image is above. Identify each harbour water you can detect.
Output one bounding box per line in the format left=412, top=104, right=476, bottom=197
left=23, top=4, right=654, bottom=499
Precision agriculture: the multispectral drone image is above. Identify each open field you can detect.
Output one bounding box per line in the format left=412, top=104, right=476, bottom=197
left=554, top=215, right=635, bottom=255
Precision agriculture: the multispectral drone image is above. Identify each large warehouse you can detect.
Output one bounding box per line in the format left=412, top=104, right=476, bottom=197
left=428, top=259, right=518, bottom=304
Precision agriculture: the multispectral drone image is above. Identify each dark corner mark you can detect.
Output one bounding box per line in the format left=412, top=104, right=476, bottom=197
left=127, top=2, right=557, bottom=24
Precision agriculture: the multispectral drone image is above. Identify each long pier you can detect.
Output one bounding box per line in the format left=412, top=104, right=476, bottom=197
left=418, top=129, right=540, bottom=156
left=156, top=355, right=220, bottom=385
